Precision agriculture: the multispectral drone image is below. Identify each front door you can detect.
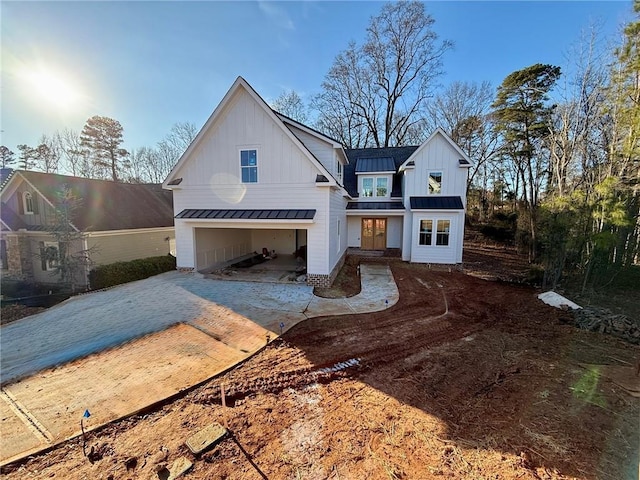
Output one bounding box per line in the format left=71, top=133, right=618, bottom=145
left=361, top=218, right=387, bottom=250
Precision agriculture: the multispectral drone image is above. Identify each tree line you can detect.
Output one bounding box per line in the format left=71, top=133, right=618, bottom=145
left=0, top=118, right=196, bottom=184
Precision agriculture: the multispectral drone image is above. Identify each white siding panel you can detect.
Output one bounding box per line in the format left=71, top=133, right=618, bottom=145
left=327, top=189, right=348, bottom=271
left=410, top=211, right=464, bottom=264
left=387, top=216, right=403, bottom=248
left=347, top=217, right=361, bottom=247
left=174, top=89, right=321, bottom=187
left=403, top=133, right=468, bottom=200
left=286, top=125, right=335, bottom=176
left=175, top=221, right=195, bottom=269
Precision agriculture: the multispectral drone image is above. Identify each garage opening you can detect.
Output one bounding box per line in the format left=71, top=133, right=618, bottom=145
left=194, top=227, right=307, bottom=281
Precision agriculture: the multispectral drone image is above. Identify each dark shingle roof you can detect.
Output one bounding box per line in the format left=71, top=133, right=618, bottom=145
left=9, top=171, right=174, bottom=231
left=346, top=201, right=404, bottom=210
left=410, top=196, right=464, bottom=210
left=176, top=209, right=316, bottom=220
left=354, top=157, right=396, bottom=174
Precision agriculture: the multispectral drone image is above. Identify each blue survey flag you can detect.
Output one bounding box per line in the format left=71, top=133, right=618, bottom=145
left=83, top=409, right=91, bottom=418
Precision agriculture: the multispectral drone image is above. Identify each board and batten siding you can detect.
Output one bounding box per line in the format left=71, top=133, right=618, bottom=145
left=410, top=211, right=464, bottom=264
left=403, top=132, right=468, bottom=204
left=170, top=84, right=335, bottom=277
left=172, top=184, right=330, bottom=275
left=285, top=124, right=337, bottom=178
left=327, top=188, right=348, bottom=271
left=173, top=89, right=321, bottom=188
left=86, top=228, right=175, bottom=266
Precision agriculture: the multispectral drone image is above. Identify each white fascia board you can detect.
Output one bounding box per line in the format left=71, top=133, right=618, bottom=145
left=355, top=171, right=395, bottom=176
left=277, top=114, right=343, bottom=149
left=399, top=127, right=473, bottom=171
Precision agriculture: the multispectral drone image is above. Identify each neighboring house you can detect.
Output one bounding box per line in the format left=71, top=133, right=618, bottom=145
left=163, top=77, right=471, bottom=287
left=1, top=170, right=175, bottom=288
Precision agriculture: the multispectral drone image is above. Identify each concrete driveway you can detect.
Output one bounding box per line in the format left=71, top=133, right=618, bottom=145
left=0, top=265, right=398, bottom=465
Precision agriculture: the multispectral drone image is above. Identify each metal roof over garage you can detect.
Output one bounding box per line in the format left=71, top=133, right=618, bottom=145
left=176, top=209, right=316, bottom=220
left=410, top=196, right=464, bottom=210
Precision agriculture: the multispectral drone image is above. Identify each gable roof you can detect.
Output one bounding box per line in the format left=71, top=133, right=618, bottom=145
left=163, top=76, right=337, bottom=189
left=400, top=128, right=472, bottom=171
left=344, top=146, right=418, bottom=197
left=1, top=170, right=174, bottom=231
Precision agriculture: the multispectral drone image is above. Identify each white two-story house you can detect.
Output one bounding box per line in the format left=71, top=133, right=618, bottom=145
left=163, top=77, right=471, bottom=287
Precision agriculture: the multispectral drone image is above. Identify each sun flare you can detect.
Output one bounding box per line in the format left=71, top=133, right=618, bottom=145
left=23, top=66, right=80, bottom=109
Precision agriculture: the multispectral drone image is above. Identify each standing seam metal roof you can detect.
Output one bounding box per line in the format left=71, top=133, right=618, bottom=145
left=175, top=209, right=316, bottom=220
left=409, top=196, right=464, bottom=210
left=354, top=157, right=397, bottom=173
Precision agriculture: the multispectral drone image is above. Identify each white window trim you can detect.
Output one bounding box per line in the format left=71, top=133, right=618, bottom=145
left=239, top=147, right=259, bottom=184
left=428, top=171, right=443, bottom=195
left=417, top=218, right=451, bottom=247
left=359, top=174, right=391, bottom=198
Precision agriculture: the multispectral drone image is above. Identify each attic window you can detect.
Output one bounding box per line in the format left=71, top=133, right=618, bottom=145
left=168, top=178, right=183, bottom=186
left=240, top=149, right=258, bottom=183
left=428, top=172, right=442, bottom=194
left=23, top=192, right=35, bottom=214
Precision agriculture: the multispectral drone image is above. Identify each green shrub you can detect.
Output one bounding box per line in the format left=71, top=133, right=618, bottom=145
left=88, top=255, right=176, bottom=290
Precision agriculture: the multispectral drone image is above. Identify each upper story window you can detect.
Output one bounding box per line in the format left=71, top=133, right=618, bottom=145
left=361, top=176, right=389, bottom=198
left=336, top=160, right=343, bottom=184
left=428, top=172, right=442, bottom=194
left=23, top=192, right=35, bottom=214
left=240, top=149, right=258, bottom=183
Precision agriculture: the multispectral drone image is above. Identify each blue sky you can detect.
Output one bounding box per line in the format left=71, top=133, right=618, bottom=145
left=1, top=1, right=633, bottom=155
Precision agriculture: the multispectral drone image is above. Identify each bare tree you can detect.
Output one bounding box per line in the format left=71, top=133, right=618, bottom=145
left=427, top=81, right=499, bottom=196
left=314, top=1, right=452, bottom=147
left=271, top=90, right=308, bottom=123
left=34, top=134, right=61, bottom=173
left=53, top=128, right=88, bottom=177
left=126, top=122, right=197, bottom=183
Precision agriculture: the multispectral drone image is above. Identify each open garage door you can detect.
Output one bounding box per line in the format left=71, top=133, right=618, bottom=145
left=194, top=227, right=307, bottom=272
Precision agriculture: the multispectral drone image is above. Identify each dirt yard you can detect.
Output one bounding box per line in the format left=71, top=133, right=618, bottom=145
left=2, top=247, right=639, bottom=480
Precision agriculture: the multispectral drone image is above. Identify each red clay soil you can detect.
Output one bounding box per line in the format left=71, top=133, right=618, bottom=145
left=2, top=251, right=639, bottom=480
